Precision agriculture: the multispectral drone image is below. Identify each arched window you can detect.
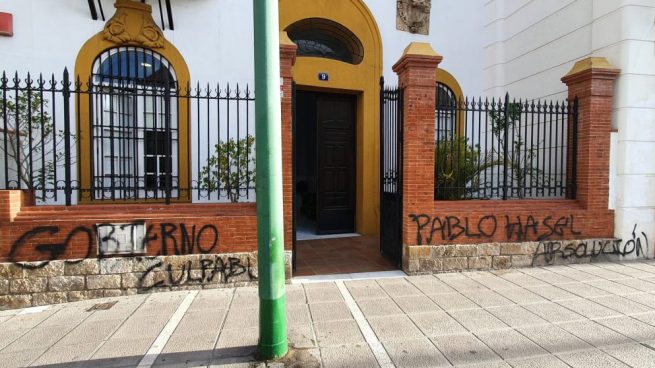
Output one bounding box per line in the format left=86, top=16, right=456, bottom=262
left=286, top=18, right=364, bottom=64
left=90, top=47, right=179, bottom=200
left=435, top=82, right=457, bottom=141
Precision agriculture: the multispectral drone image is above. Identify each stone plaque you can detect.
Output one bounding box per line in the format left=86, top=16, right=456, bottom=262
left=396, top=0, right=432, bottom=35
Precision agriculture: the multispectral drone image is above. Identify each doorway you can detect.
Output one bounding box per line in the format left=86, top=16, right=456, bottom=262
left=293, top=90, right=397, bottom=276
left=295, top=91, right=356, bottom=237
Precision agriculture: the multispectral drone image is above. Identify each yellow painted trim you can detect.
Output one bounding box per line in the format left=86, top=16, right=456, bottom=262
left=280, top=0, right=382, bottom=235
left=563, top=57, right=619, bottom=78
left=403, top=42, right=441, bottom=58
left=436, top=68, right=465, bottom=135
left=74, top=0, right=191, bottom=203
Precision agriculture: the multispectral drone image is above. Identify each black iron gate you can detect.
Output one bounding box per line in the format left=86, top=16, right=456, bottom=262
left=379, top=77, right=403, bottom=266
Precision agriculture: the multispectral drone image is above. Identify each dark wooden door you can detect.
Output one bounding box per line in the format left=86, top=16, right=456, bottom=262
left=316, top=95, right=356, bottom=234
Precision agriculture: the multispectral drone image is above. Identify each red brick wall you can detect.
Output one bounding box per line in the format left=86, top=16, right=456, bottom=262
left=280, top=41, right=297, bottom=251
left=392, top=49, right=443, bottom=246
left=0, top=200, right=258, bottom=263
left=398, top=52, right=619, bottom=249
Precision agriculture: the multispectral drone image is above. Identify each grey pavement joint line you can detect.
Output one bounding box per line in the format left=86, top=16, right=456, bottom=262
left=335, top=281, right=395, bottom=368
left=136, top=291, right=199, bottom=368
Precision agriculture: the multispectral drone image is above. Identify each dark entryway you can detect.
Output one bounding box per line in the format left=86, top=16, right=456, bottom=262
left=295, top=91, right=356, bottom=236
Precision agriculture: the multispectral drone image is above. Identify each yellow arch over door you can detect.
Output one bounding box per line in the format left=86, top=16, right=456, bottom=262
left=74, top=0, right=190, bottom=203
left=280, top=0, right=383, bottom=235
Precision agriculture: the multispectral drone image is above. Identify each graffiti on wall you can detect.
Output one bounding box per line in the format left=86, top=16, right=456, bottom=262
left=8, top=221, right=220, bottom=268
left=532, top=224, right=649, bottom=265
left=138, top=255, right=257, bottom=290
left=409, top=214, right=582, bottom=245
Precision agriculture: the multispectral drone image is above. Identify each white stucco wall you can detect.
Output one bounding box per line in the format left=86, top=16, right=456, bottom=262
left=485, top=0, right=655, bottom=257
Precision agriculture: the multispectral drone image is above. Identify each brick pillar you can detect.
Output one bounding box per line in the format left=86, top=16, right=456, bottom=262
left=279, top=32, right=297, bottom=251
left=562, top=57, right=620, bottom=210
left=392, top=43, right=442, bottom=248
left=0, top=190, right=28, bottom=223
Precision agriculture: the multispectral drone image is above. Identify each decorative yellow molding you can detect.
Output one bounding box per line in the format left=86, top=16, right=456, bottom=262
left=563, top=57, right=619, bottom=79
left=402, top=42, right=441, bottom=58
left=103, top=0, right=165, bottom=49
left=279, top=31, right=296, bottom=47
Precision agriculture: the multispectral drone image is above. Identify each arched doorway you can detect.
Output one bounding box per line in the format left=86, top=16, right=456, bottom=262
left=281, top=0, right=397, bottom=276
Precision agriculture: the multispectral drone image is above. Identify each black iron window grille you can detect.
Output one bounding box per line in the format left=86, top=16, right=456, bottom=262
left=435, top=89, right=578, bottom=200
left=0, top=65, right=255, bottom=205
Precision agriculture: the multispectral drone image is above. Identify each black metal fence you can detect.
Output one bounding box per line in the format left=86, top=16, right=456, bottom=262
left=0, top=69, right=255, bottom=205
left=379, top=78, right=403, bottom=265
left=435, top=86, right=578, bottom=200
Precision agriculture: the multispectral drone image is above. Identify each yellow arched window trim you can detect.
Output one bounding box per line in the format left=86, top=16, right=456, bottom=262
left=74, top=0, right=191, bottom=204
left=436, top=68, right=465, bottom=136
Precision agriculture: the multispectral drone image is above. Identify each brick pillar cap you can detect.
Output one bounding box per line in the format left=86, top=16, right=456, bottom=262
left=562, top=57, right=620, bottom=84
left=393, top=42, right=442, bottom=73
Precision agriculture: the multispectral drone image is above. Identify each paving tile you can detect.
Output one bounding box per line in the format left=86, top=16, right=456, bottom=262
left=356, top=298, right=403, bottom=317
left=595, top=316, right=655, bottom=342
left=173, top=310, right=226, bottom=335
left=345, top=280, right=388, bottom=300
left=0, top=348, right=48, bottom=368
left=214, top=327, right=258, bottom=358
left=486, top=305, right=549, bottom=328
left=155, top=332, right=215, bottom=366
left=623, top=293, right=655, bottom=309
left=0, top=328, right=29, bottom=351
left=533, top=270, right=578, bottom=285
left=431, top=332, right=502, bottom=366
left=548, top=269, right=604, bottom=282
left=507, top=355, right=571, bottom=368
left=308, top=301, right=352, bottom=322
left=517, top=324, right=593, bottom=354
left=407, top=275, right=456, bottom=295
left=409, top=311, right=467, bottom=337
left=461, top=290, right=514, bottom=308
left=586, top=280, right=641, bottom=295
left=580, top=268, right=632, bottom=281
left=222, top=305, right=258, bottom=329
left=285, top=284, right=308, bottom=305
left=314, top=320, right=365, bottom=347
left=392, top=295, right=440, bottom=314
left=382, top=338, right=450, bottom=368
left=188, top=289, right=232, bottom=311
left=58, top=318, right=125, bottom=346
left=476, top=328, right=547, bottom=359
left=438, top=275, right=487, bottom=292
left=449, top=308, right=509, bottom=332
left=613, top=277, right=655, bottom=293
left=29, top=341, right=99, bottom=366
left=603, top=342, right=655, bottom=368
left=91, top=336, right=155, bottom=367
left=429, top=292, right=479, bottom=311
left=591, top=294, right=654, bottom=315
left=367, top=315, right=423, bottom=342
left=524, top=285, right=579, bottom=301
left=556, top=298, right=620, bottom=319
left=304, top=285, right=343, bottom=303
left=499, top=273, right=549, bottom=288
left=557, top=319, right=634, bottom=347
left=286, top=304, right=312, bottom=327
left=377, top=278, right=422, bottom=297
left=466, top=274, right=517, bottom=290
left=522, top=302, right=585, bottom=323
left=557, top=349, right=631, bottom=368
left=320, top=343, right=378, bottom=368
left=496, top=288, right=547, bottom=305
left=635, top=311, right=655, bottom=327
left=1, top=324, right=74, bottom=353
left=288, top=324, right=317, bottom=349
left=557, top=282, right=613, bottom=298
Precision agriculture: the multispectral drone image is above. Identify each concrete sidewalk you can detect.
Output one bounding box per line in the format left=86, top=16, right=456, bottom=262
left=2, top=261, right=655, bottom=367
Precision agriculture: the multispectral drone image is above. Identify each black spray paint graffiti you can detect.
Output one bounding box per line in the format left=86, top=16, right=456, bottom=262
left=409, top=214, right=582, bottom=245
left=532, top=224, right=649, bottom=265
left=8, top=222, right=220, bottom=268
left=138, top=255, right=257, bottom=290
